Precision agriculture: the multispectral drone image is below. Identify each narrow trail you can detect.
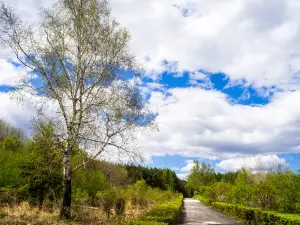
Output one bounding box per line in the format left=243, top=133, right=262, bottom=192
left=179, top=198, right=243, bottom=225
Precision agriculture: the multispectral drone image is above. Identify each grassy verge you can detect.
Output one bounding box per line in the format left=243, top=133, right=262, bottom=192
left=124, top=195, right=183, bottom=225
left=194, top=195, right=300, bottom=225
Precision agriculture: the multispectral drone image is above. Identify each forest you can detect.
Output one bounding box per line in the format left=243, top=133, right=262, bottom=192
left=188, top=160, right=300, bottom=224
left=3, top=117, right=300, bottom=224
left=0, top=120, right=184, bottom=224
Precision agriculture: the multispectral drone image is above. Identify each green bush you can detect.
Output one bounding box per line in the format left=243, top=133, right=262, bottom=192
left=97, top=188, right=117, bottom=219
left=193, top=195, right=213, bottom=206
left=211, top=202, right=300, bottom=225
left=125, top=195, right=183, bottom=225
left=226, top=183, right=255, bottom=206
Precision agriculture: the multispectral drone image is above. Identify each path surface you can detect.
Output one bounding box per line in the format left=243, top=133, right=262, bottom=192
left=179, top=198, right=243, bottom=225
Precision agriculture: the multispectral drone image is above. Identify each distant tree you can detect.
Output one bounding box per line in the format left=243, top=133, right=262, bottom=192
left=0, top=0, right=153, bottom=218
left=0, top=120, right=26, bottom=142
left=21, top=122, right=63, bottom=208
left=162, top=169, right=176, bottom=191
left=72, top=161, right=109, bottom=206
left=187, top=160, right=215, bottom=193
left=0, top=138, right=25, bottom=187
left=2, top=136, right=23, bottom=152
left=221, top=172, right=238, bottom=184
left=97, top=161, right=128, bottom=186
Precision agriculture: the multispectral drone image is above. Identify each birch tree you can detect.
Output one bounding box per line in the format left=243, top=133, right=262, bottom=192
left=0, top=0, right=153, bottom=219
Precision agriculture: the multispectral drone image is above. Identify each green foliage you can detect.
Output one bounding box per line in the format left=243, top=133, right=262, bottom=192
left=0, top=120, right=184, bottom=224
left=266, top=170, right=300, bottom=213
left=125, top=195, right=183, bottom=225
left=0, top=145, right=25, bottom=187
left=21, top=122, right=63, bottom=207
left=189, top=162, right=300, bottom=216
left=72, top=188, right=89, bottom=204
left=187, top=160, right=216, bottom=196
left=211, top=202, right=300, bottom=225
left=97, top=188, right=117, bottom=218
left=226, top=182, right=255, bottom=206
left=73, top=167, right=109, bottom=206
left=193, top=195, right=213, bottom=206
left=124, top=165, right=185, bottom=193
left=98, top=161, right=129, bottom=186
left=162, top=169, right=176, bottom=191
left=2, top=136, right=23, bottom=152
left=193, top=168, right=300, bottom=224
left=253, top=181, right=276, bottom=210
left=212, top=182, right=232, bottom=202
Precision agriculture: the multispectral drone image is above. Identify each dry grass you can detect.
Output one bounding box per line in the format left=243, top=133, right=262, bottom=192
left=0, top=201, right=150, bottom=225
left=0, top=202, right=106, bottom=225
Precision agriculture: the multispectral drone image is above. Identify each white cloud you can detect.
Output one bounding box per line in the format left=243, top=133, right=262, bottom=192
left=108, top=0, right=300, bottom=89
left=171, top=166, right=181, bottom=171
left=2, top=0, right=300, bottom=89
left=180, top=160, right=196, bottom=172
left=176, top=173, right=189, bottom=181
left=0, top=92, right=37, bottom=134
left=138, top=87, right=300, bottom=159
left=146, top=82, right=167, bottom=91
left=2, top=0, right=300, bottom=163
left=216, top=154, right=288, bottom=172
left=0, top=59, right=22, bottom=86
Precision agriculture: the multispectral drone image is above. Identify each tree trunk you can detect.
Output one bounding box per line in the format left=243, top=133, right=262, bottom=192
left=38, top=189, right=44, bottom=210
left=60, top=145, right=72, bottom=219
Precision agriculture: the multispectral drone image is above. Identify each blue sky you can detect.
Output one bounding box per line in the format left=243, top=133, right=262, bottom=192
left=2, top=0, right=300, bottom=180
left=138, top=70, right=300, bottom=177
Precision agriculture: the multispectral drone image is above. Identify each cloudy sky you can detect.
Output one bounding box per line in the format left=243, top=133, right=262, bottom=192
left=1, top=0, right=300, bottom=179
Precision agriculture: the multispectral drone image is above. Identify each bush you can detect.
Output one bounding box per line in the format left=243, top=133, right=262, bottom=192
left=212, top=182, right=232, bottom=202
left=193, top=195, right=213, bottom=206
left=211, top=201, right=300, bottom=225
left=125, top=195, right=183, bottom=225
left=97, top=188, right=117, bottom=219
left=226, top=183, right=255, bottom=206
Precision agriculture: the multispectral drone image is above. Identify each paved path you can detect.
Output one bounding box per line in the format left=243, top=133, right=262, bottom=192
left=179, top=198, right=243, bottom=225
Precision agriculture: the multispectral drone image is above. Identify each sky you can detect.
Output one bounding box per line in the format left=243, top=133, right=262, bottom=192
left=1, top=0, right=300, bottom=179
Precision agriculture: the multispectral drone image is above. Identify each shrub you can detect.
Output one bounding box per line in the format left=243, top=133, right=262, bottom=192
left=211, top=202, right=300, bottom=225
left=97, top=188, right=117, bottom=219
left=253, top=181, right=276, bottom=210
left=125, top=194, right=183, bottom=225
left=72, top=188, right=89, bottom=205
left=212, top=182, right=232, bottom=202
left=193, top=195, right=213, bottom=206
left=226, top=183, right=255, bottom=206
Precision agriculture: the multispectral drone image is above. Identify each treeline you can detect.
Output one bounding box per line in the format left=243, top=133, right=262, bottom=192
left=124, top=165, right=186, bottom=193
left=187, top=160, right=300, bottom=214
left=0, top=120, right=183, bottom=223
left=0, top=120, right=26, bottom=142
